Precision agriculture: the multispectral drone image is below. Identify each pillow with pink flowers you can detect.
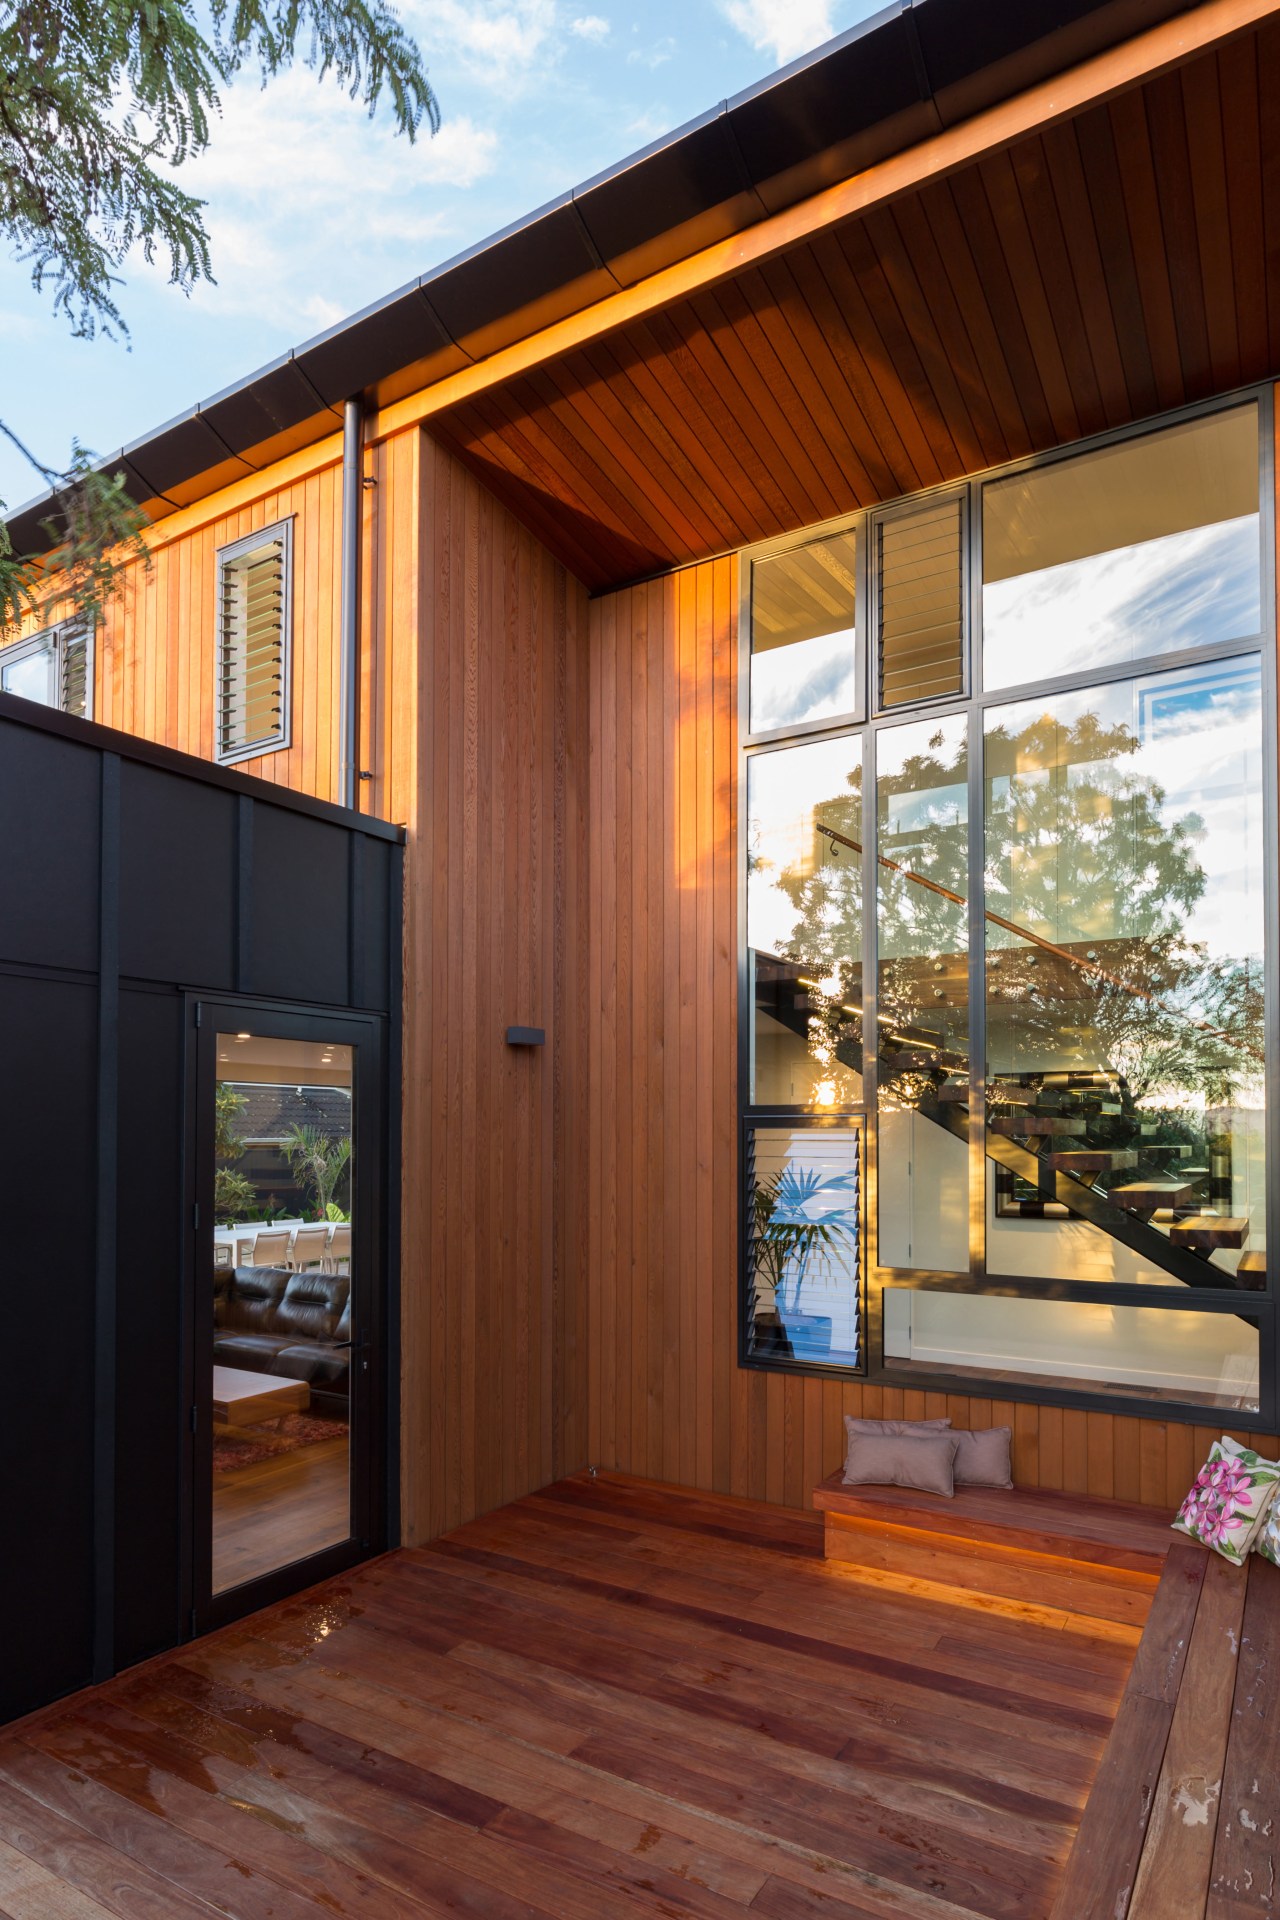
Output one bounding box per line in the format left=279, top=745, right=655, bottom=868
left=1172, top=1436, right=1280, bottom=1564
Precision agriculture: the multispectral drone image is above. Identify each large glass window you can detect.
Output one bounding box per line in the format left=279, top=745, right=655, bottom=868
left=747, top=735, right=863, bottom=1108
left=742, top=396, right=1273, bottom=1423
left=983, top=406, right=1261, bottom=689
left=749, top=529, right=857, bottom=734
left=876, top=713, right=969, bottom=1272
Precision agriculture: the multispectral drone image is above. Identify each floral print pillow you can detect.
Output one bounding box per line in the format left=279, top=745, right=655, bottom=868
left=1172, top=1437, right=1280, bottom=1564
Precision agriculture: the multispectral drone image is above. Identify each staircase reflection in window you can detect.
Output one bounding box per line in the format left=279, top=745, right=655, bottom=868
left=982, top=657, right=1266, bottom=1291
left=874, top=712, right=970, bottom=1273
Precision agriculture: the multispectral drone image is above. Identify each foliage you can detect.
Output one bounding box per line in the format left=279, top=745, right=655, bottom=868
left=214, top=1083, right=254, bottom=1222
left=0, top=430, right=151, bottom=634
left=284, top=1123, right=351, bottom=1219
left=0, top=0, right=438, bottom=342
left=0, top=0, right=438, bottom=631
left=751, top=1160, right=858, bottom=1314
left=214, top=1166, right=257, bottom=1222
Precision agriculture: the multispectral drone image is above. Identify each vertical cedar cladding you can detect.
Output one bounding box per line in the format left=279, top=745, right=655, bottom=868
left=877, top=496, right=964, bottom=708
left=216, top=522, right=291, bottom=762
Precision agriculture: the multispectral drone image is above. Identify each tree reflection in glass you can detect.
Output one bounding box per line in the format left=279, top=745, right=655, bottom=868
left=746, top=735, right=863, bottom=1108
left=985, top=657, right=1266, bottom=1286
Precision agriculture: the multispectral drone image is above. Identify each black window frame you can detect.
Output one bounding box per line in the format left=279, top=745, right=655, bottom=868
left=738, top=386, right=1280, bottom=1430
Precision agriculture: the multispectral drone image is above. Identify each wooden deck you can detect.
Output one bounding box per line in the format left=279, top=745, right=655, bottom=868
left=0, top=1472, right=1139, bottom=1919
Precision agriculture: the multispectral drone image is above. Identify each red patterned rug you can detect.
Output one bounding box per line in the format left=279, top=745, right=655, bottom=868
left=213, top=1411, right=349, bottom=1474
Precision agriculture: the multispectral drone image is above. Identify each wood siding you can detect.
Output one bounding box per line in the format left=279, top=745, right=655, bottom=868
left=583, top=556, right=1277, bottom=1515
left=397, top=432, right=590, bottom=1541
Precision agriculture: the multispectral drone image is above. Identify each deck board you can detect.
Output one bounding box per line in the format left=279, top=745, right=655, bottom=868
left=0, top=1473, right=1132, bottom=1919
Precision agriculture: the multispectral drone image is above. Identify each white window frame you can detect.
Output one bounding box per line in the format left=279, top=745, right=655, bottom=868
left=214, top=518, right=294, bottom=766
left=0, top=616, right=95, bottom=719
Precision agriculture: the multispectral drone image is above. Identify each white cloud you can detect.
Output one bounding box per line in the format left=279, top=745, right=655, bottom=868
left=626, top=37, right=674, bottom=69
left=407, top=0, right=561, bottom=92
left=570, top=14, right=610, bottom=42
left=719, top=0, right=836, bottom=66
left=139, top=69, right=488, bottom=330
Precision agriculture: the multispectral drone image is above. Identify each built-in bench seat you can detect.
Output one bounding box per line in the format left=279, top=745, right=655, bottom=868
left=813, top=1471, right=1172, bottom=1628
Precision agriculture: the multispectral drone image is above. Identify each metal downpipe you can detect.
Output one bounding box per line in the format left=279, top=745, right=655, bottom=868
left=339, top=396, right=363, bottom=811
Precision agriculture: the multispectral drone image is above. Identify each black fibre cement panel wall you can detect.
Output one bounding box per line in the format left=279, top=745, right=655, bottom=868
left=0, top=694, right=403, bottom=1723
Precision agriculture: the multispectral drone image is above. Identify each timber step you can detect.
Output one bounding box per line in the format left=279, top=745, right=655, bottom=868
left=1043, top=1148, right=1140, bottom=1173
left=813, top=1473, right=1170, bottom=1626
left=1049, top=1542, right=1280, bottom=1920
left=990, top=1114, right=1087, bottom=1135
left=1169, top=1214, right=1251, bottom=1250
left=1239, top=1249, right=1267, bottom=1281
left=1111, top=1180, right=1197, bottom=1210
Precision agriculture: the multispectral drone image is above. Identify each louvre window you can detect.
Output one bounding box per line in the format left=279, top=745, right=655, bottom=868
left=0, top=617, right=93, bottom=718
left=59, top=624, right=89, bottom=717
left=876, top=496, right=964, bottom=708
left=216, top=522, right=292, bottom=763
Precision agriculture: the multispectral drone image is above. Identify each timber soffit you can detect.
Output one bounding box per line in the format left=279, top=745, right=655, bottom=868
left=5, top=0, right=1211, bottom=553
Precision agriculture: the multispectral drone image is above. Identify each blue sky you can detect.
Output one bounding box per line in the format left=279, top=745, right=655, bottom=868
left=0, top=0, right=884, bottom=514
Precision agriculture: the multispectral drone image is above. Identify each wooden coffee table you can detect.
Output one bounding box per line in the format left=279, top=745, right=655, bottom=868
left=212, top=1365, right=309, bottom=1428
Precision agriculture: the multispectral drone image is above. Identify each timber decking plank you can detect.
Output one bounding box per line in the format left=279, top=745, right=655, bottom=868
left=1207, top=1559, right=1280, bottom=1914
left=1046, top=1691, right=1175, bottom=1920
left=0, top=1767, right=243, bottom=1920
left=1127, top=1552, right=1246, bottom=1918
left=1127, top=1539, right=1210, bottom=1703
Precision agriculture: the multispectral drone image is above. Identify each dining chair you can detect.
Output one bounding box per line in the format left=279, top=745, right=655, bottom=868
left=322, top=1223, right=351, bottom=1273
left=289, top=1225, right=331, bottom=1270
left=250, top=1228, right=291, bottom=1266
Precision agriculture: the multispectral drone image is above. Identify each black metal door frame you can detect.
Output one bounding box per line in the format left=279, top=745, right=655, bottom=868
left=183, top=992, right=389, bottom=1636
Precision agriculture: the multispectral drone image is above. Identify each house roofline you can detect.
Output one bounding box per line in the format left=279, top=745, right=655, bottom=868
left=6, top=0, right=1197, bottom=554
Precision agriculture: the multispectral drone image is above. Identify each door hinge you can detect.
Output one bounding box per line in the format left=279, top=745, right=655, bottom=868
left=193, top=1201, right=200, bottom=1230
left=194, top=1002, right=202, bottom=1028
left=190, top=1404, right=198, bottom=1434
left=189, top=1608, right=198, bottom=1636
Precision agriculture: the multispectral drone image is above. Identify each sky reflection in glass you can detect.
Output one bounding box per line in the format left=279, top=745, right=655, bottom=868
left=983, top=516, right=1260, bottom=688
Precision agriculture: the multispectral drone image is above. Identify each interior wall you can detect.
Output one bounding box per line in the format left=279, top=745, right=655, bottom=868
left=395, top=429, right=590, bottom=1542
left=584, top=557, right=1277, bottom=1514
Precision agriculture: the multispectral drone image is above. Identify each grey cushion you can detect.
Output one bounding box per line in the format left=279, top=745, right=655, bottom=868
left=842, top=1415, right=951, bottom=1480
left=953, top=1426, right=1013, bottom=1488
left=841, top=1430, right=960, bottom=1498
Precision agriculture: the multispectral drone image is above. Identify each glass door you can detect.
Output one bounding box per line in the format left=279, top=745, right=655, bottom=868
left=189, top=1002, right=384, bottom=1630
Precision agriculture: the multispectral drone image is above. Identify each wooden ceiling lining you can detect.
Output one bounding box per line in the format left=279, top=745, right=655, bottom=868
left=429, top=26, right=1280, bottom=593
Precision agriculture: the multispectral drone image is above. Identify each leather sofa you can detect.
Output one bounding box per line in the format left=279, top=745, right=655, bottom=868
left=214, top=1266, right=351, bottom=1415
